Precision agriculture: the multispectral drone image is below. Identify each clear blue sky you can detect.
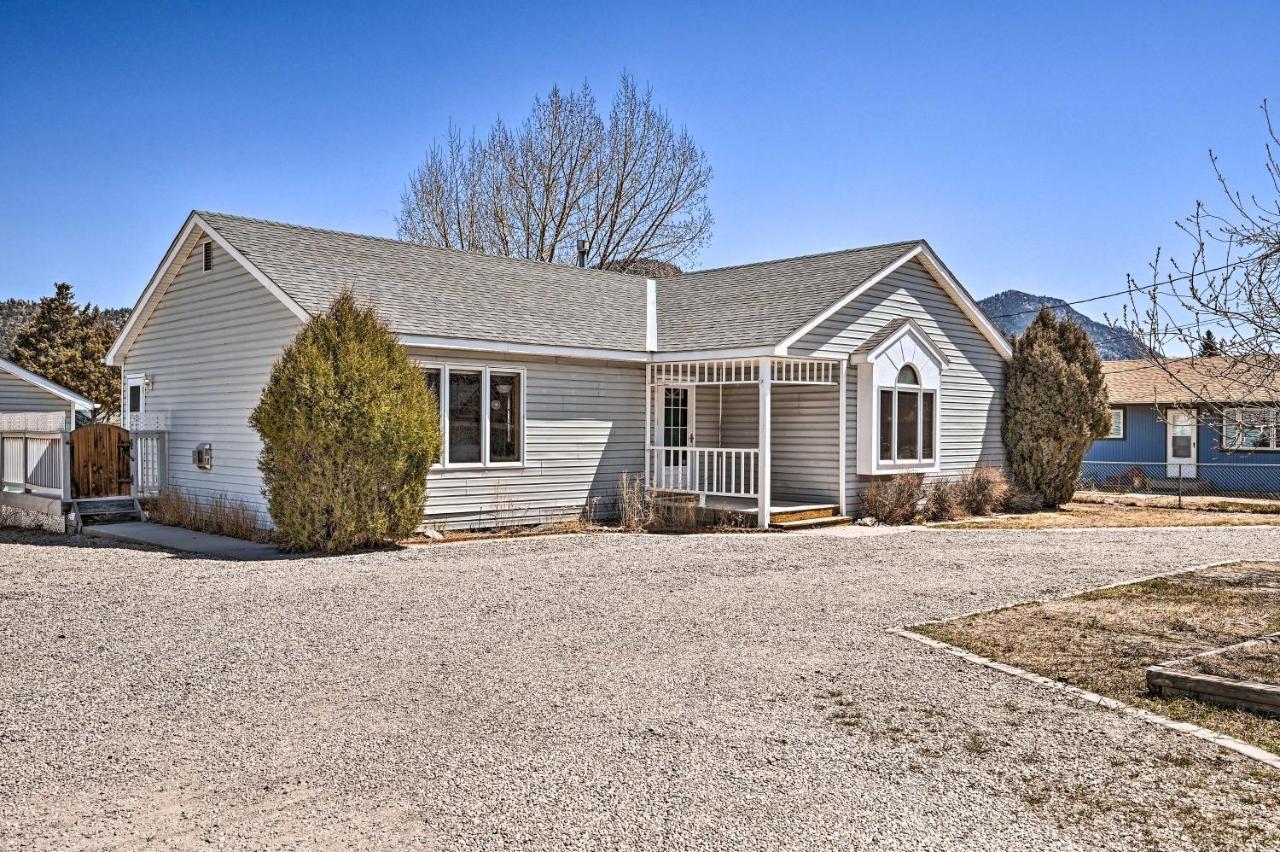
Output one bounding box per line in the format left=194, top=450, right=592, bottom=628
left=2, top=1, right=1277, bottom=321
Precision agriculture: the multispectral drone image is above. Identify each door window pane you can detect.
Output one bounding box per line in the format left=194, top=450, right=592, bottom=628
left=879, top=390, right=893, bottom=461
left=489, top=372, right=521, bottom=463
left=921, top=391, right=935, bottom=460
left=896, top=390, right=919, bottom=460
left=448, top=371, right=482, bottom=464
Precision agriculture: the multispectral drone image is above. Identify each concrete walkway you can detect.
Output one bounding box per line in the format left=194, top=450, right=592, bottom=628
left=83, top=521, right=283, bottom=560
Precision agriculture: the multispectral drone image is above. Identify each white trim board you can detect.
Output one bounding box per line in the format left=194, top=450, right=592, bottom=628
left=776, top=242, right=1014, bottom=362
left=106, top=211, right=310, bottom=366
left=0, top=357, right=96, bottom=409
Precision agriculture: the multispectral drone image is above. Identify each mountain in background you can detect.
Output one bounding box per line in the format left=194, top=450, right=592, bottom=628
left=0, top=298, right=130, bottom=358
left=977, top=290, right=1147, bottom=360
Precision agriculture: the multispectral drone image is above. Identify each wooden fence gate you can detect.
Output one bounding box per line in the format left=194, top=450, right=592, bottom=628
left=69, top=424, right=132, bottom=498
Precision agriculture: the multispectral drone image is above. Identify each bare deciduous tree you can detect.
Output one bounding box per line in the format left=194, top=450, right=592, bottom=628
left=397, top=73, right=712, bottom=274
left=1123, top=100, right=1280, bottom=418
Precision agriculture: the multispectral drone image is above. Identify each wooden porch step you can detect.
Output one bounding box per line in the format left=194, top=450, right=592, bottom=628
left=770, top=514, right=852, bottom=531
left=769, top=504, right=839, bottom=524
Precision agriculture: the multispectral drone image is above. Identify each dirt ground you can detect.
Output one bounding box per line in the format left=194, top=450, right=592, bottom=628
left=937, top=502, right=1280, bottom=529
left=915, top=561, right=1280, bottom=756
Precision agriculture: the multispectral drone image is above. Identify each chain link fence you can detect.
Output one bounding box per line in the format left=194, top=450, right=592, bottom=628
left=1076, top=460, right=1280, bottom=510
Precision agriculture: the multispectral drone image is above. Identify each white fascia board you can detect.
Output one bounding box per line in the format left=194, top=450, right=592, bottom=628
left=914, top=244, right=1014, bottom=361
left=651, top=345, right=780, bottom=362
left=0, top=357, right=97, bottom=408
left=399, top=335, right=650, bottom=362
left=776, top=244, right=924, bottom=353
left=106, top=211, right=311, bottom=367
left=645, top=278, right=658, bottom=352
left=850, top=318, right=952, bottom=368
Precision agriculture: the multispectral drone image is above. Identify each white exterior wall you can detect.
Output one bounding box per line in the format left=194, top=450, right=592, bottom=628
left=0, top=373, right=75, bottom=421
left=410, top=348, right=646, bottom=529
left=788, top=257, right=1006, bottom=508
left=118, top=240, right=303, bottom=517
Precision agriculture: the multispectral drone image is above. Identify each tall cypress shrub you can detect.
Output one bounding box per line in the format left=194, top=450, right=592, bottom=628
left=250, top=292, right=441, bottom=552
left=1002, top=308, right=1111, bottom=508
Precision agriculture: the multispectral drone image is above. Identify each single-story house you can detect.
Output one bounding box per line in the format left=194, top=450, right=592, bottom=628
left=1085, top=357, right=1280, bottom=494
left=105, top=211, right=1012, bottom=529
left=0, top=357, right=96, bottom=514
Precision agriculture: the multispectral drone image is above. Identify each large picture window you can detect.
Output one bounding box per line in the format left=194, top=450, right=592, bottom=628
left=420, top=364, right=525, bottom=467
left=878, top=365, right=936, bottom=464
left=1223, top=408, right=1279, bottom=451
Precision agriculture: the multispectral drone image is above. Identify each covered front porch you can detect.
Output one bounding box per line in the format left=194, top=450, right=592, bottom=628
left=644, top=356, right=847, bottom=527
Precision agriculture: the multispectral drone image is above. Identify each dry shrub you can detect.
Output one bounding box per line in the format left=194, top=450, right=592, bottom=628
left=617, top=472, right=653, bottom=531
left=648, top=495, right=698, bottom=533
left=955, top=467, right=1009, bottom=516
left=860, top=473, right=925, bottom=524
left=1002, top=487, right=1046, bottom=514
left=925, top=479, right=964, bottom=522
left=146, top=488, right=270, bottom=543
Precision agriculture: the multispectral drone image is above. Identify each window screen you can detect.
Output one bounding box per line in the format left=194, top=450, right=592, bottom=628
left=489, top=372, right=521, bottom=463
left=448, top=371, right=482, bottom=464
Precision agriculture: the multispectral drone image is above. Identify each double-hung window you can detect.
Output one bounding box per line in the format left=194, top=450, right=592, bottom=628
left=420, top=364, right=525, bottom=467
left=1223, top=407, right=1279, bottom=451
left=878, top=365, right=936, bottom=464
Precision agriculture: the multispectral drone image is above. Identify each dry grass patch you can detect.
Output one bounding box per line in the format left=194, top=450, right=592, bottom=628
left=144, top=488, right=271, bottom=543
left=939, top=502, right=1280, bottom=529
left=914, top=561, right=1280, bottom=756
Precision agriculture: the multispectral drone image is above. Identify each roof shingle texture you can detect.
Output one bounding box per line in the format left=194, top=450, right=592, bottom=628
left=199, top=212, right=650, bottom=351
left=655, top=242, right=921, bottom=351
left=1103, top=357, right=1280, bottom=404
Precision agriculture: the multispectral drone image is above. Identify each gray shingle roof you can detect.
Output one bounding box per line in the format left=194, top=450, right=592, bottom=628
left=198, top=212, right=650, bottom=351
left=655, top=241, right=922, bottom=351
left=198, top=212, right=930, bottom=355
left=851, top=318, right=913, bottom=357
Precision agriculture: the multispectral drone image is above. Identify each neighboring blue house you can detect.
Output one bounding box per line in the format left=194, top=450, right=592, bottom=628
left=1083, top=358, right=1280, bottom=495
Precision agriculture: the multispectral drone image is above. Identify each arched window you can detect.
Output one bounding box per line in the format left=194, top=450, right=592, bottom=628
left=879, top=364, right=935, bottom=464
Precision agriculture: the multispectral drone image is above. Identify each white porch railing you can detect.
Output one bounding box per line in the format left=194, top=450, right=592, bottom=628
left=648, top=446, right=759, bottom=498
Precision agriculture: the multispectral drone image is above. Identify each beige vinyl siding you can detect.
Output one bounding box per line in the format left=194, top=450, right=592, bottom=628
left=411, top=348, right=646, bottom=529
left=0, top=373, right=75, bottom=420
left=119, top=240, right=303, bottom=516
left=789, top=257, right=1006, bottom=507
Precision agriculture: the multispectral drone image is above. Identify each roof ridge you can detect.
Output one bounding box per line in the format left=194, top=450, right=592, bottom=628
left=675, top=239, right=923, bottom=279
left=194, top=210, right=643, bottom=283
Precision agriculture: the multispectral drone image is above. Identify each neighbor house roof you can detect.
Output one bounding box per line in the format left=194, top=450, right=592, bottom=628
left=1103, top=357, right=1280, bottom=405
left=0, top=357, right=96, bottom=409
left=110, top=210, right=1014, bottom=365
left=197, top=212, right=651, bottom=352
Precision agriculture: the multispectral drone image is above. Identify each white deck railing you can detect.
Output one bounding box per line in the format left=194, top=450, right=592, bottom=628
left=650, top=358, right=837, bottom=386
left=0, top=427, right=70, bottom=499
left=647, top=446, right=759, bottom=498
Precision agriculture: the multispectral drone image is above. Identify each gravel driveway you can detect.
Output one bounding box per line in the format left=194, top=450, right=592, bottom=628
left=3, top=526, right=1280, bottom=850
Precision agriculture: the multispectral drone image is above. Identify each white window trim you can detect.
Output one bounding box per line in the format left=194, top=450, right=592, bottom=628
left=1222, top=407, right=1280, bottom=452
left=875, top=368, right=940, bottom=470
left=124, top=372, right=147, bottom=420
left=419, top=362, right=528, bottom=470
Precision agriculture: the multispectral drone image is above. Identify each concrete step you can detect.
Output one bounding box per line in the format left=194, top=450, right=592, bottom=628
left=770, top=514, right=852, bottom=531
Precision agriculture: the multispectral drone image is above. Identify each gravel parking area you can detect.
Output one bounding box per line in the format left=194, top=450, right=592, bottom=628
left=4, top=526, right=1280, bottom=850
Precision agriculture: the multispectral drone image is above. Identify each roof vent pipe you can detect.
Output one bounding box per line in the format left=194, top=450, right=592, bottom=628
left=576, top=238, right=588, bottom=268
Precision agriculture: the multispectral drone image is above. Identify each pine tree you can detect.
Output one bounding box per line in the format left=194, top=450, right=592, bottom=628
left=1198, top=330, right=1221, bottom=356
left=9, top=282, right=121, bottom=421
left=1002, top=308, right=1111, bottom=508
left=250, top=291, right=442, bottom=552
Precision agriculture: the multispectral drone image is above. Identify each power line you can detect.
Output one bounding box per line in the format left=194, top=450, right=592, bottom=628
left=985, top=257, right=1254, bottom=320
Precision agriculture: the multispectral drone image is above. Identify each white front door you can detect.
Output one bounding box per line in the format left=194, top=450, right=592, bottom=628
left=659, top=386, right=696, bottom=489
left=1166, top=410, right=1197, bottom=478
left=125, top=375, right=146, bottom=428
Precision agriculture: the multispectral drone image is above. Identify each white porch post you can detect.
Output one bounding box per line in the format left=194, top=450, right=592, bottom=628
left=757, top=357, right=772, bottom=528
left=838, top=359, right=847, bottom=516
left=643, top=364, right=651, bottom=490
